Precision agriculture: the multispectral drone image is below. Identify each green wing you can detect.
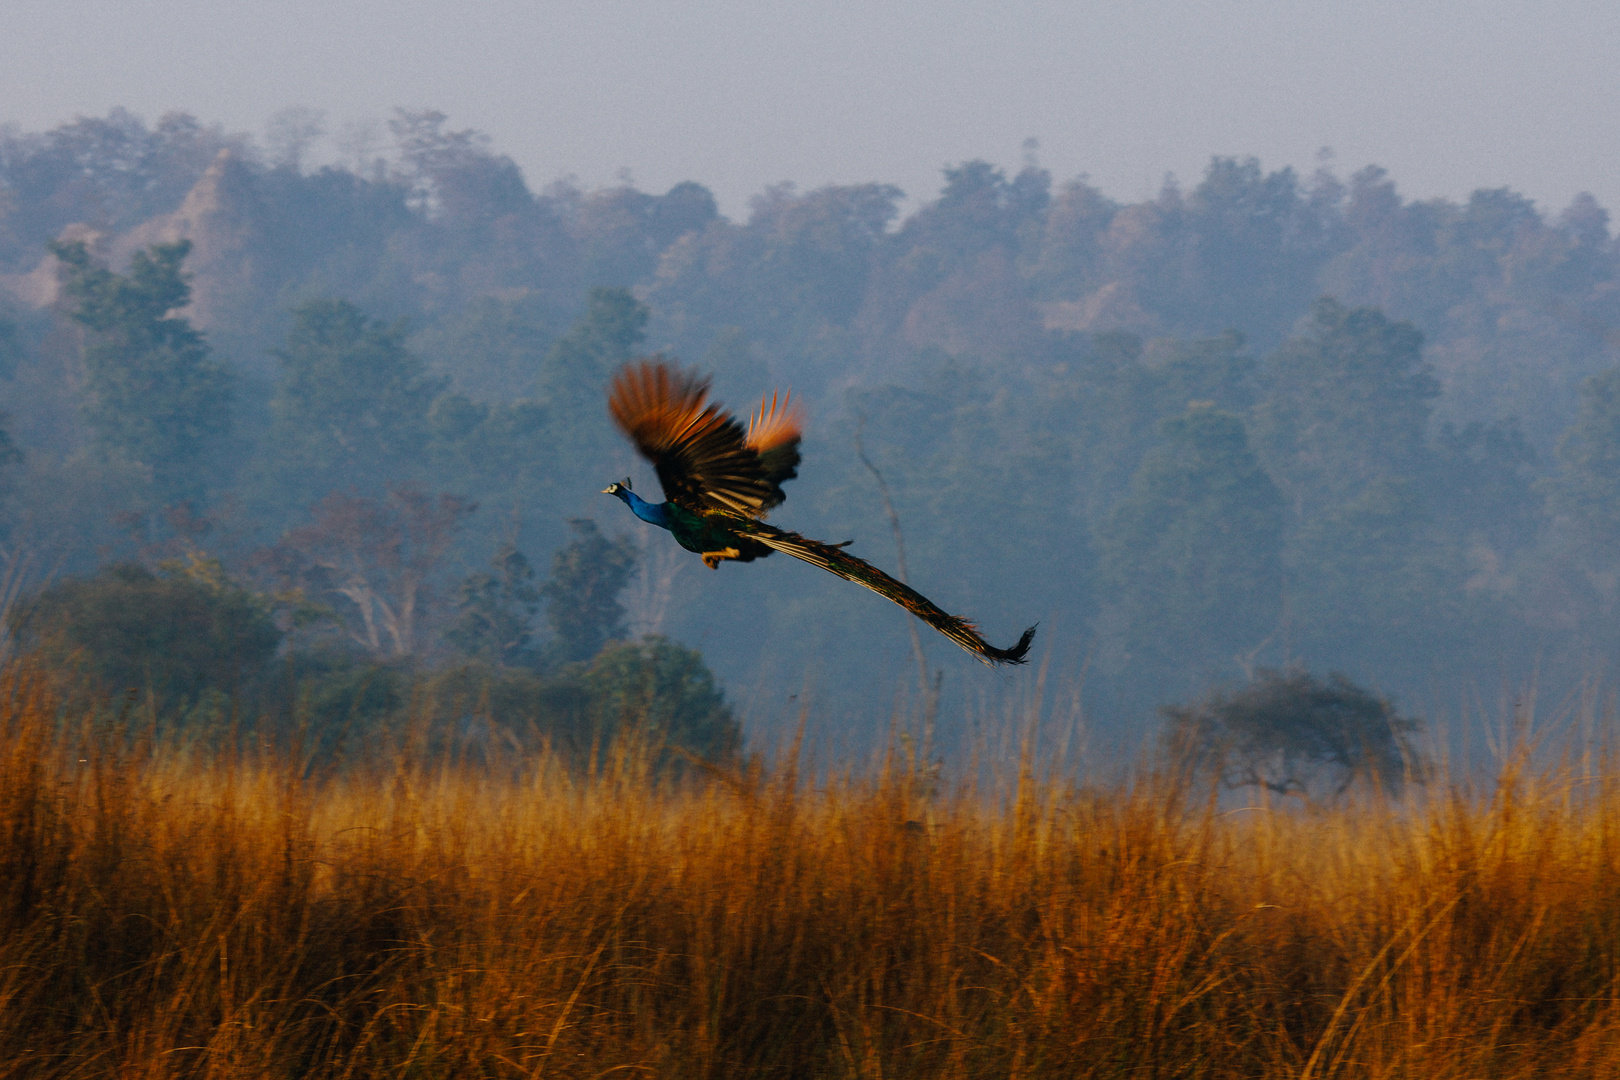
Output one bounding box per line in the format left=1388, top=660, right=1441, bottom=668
left=731, top=517, right=1036, bottom=666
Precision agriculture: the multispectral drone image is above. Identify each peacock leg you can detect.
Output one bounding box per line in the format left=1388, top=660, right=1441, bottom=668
left=701, top=547, right=742, bottom=569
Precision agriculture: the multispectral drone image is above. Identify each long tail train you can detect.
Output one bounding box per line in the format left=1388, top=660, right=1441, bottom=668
left=733, top=518, right=1036, bottom=666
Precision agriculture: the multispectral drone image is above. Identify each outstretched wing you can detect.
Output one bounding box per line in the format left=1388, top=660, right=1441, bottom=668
left=745, top=389, right=803, bottom=513
left=732, top=518, right=1036, bottom=666
left=609, top=358, right=793, bottom=516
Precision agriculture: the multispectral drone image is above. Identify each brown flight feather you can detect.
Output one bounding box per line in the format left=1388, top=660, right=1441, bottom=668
left=608, top=358, right=785, bottom=516
left=745, top=389, right=803, bottom=511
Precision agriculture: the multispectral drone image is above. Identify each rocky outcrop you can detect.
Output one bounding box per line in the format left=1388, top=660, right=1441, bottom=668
left=0, top=152, right=276, bottom=372
left=112, top=149, right=270, bottom=338
left=1040, top=281, right=1164, bottom=338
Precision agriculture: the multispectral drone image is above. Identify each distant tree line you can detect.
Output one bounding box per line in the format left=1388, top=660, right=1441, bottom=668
left=1, top=107, right=1618, bottom=748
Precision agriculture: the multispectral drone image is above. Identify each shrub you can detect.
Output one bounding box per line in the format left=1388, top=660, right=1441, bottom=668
left=414, top=661, right=589, bottom=762
left=281, top=647, right=409, bottom=758
left=580, top=636, right=740, bottom=764
left=415, top=637, right=739, bottom=768
left=1162, top=668, right=1423, bottom=799
left=307, top=639, right=739, bottom=771
left=10, top=558, right=281, bottom=714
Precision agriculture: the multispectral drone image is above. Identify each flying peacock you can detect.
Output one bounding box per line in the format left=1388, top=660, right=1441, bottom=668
left=602, top=357, right=1036, bottom=665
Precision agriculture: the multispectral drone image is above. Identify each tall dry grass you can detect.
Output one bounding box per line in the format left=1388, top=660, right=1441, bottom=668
left=0, top=663, right=1618, bottom=1078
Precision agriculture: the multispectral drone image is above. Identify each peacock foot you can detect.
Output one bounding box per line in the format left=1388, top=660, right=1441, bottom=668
left=701, top=547, right=742, bottom=569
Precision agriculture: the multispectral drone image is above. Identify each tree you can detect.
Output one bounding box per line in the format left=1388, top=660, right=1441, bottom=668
left=2, top=111, right=244, bottom=262
left=1430, top=418, right=1541, bottom=555
left=699, top=325, right=769, bottom=399
left=273, top=486, right=475, bottom=659
left=11, top=557, right=280, bottom=711
left=0, top=407, right=21, bottom=494
left=582, top=636, right=740, bottom=763
left=541, top=519, right=637, bottom=665
left=645, top=182, right=901, bottom=372
left=414, top=634, right=739, bottom=770
left=1251, top=297, right=1437, bottom=511
left=264, top=106, right=326, bottom=173
left=1024, top=177, right=1119, bottom=299
left=1177, top=157, right=1345, bottom=347
left=49, top=239, right=234, bottom=503
left=389, top=108, right=533, bottom=227
left=1250, top=299, right=1481, bottom=682
left=284, top=648, right=408, bottom=755
left=1285, top=476, right=1467, bottom=679
left=409, top=292, right=558, bottom=400
left=864, top=164, right=1049, bottom=358
left=558, top=180, right=718, bottom=289
left=536, top=286, right=648, bottom=408
left=1551, top=366, right=1620, bottom=552
left=268, top=298, right=443, bottom=501
left=527, top=289, right=651, bottom=494
left=1096, top=405, right=1285, bottom=688
left=1162, top=669, right=1423, bottom=800
left=420, top=392, right=558, bottom=548
left=899, top=160, right=1050, bottom=266
left=445, top=541, right=541, bottom=666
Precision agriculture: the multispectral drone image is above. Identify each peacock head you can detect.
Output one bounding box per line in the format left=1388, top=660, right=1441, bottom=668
left=602, top=477, right=633, bottom=502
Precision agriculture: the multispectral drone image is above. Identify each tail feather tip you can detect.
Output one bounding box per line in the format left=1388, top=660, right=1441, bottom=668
left=982, top=624, right=1038, bottom=666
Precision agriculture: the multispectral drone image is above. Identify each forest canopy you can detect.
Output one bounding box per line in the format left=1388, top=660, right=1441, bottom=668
left=0, top=107, right=1616, bottom=748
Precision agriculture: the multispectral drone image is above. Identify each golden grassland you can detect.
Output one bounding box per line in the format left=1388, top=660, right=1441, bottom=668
left=1, top=666, right=1618, bottom=1078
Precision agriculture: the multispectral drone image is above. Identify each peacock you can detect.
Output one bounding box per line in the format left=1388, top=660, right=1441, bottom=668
left=603, top=357, right=1036, bottom=665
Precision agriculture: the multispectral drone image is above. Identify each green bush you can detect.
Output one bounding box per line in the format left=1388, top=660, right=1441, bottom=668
left=581, top=636, right=740, bottom=764
left=279, top=647, right=409, bottom=759
left=10, top=559, right=738, bottom=771
left=409, top=638, right=739, bottom=770
left=11, top=559, right=281, bottom=714
left=413, top=661, right=588, bottom=760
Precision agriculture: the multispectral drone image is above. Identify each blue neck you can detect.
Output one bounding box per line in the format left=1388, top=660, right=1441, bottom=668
left=613, top=487, right=673, bottom=530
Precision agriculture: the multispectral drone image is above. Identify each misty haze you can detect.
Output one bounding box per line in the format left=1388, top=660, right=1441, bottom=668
left=0, top=99, right=1617, bottom=1075
left=0, top=107, right=1612, bottom=736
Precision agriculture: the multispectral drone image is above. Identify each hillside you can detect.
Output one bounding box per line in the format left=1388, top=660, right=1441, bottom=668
left=2, top=108, right=1618, bottom=738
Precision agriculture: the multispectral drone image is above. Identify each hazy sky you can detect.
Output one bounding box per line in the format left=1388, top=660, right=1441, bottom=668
left=3, top=0, right=1616, bottom=220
